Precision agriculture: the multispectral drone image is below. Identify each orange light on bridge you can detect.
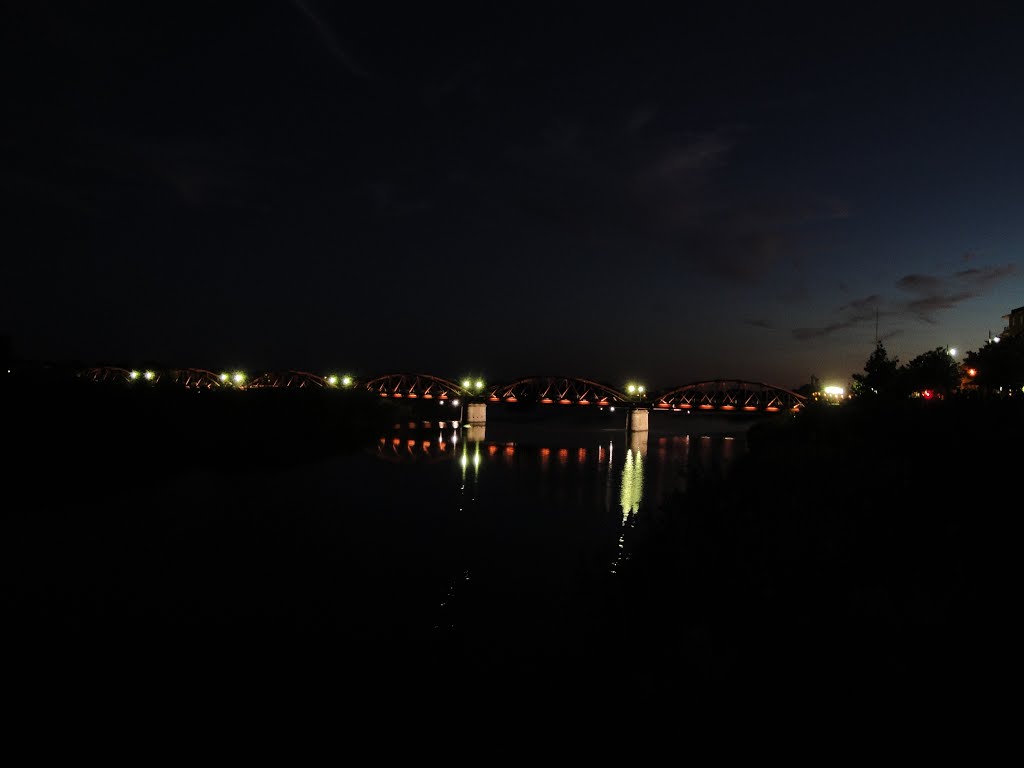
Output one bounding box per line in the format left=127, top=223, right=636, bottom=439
left=541, top=398, right=553, bottom=404
left=766, top=406, right=779, bottom=412
left=504, top=397, right=518, bottom=403
left=656, top=402, right=670, bottom=408
left=559, top=399, right=571, bottom=405
left=489, top=396, right=500, bottom=402
left=407, top=393, right=418, bottom=398
left=578, top=399, right=590, bottom=405
left=721, top=405, right=735, bottom=411
left=699, top=404, right=714, bottom=410
left=743, top=406, right=757, bottom=411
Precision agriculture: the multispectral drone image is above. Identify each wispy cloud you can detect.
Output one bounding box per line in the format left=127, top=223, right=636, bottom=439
left=897, top=265, right=1018, bottom=321
left=791, top=264, right=1018, bottom=339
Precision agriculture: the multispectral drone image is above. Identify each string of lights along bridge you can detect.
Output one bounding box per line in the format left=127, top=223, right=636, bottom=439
left=82, top=367, right=808, bottom=424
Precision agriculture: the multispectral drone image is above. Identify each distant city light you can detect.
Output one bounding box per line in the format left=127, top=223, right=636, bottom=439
left=129, top=370, right=140, bottom=380
left=949, top=347, right=957, bottom=357
left=462, top=379, right=471, bottom=388
left=452, top=399, right=460, bottom=407
left=220, top=373, right=229, bottom=382
left=341, top=375, right=352, bottom=387
left=232, top=372, right=246, bottom=384
left=824, top=386, right=844, bottom=396
left=475, top=380, right=483, bottom=389
left=144, top=370, right=155, bottom=381
left=967, top=368, right=977, bottom=377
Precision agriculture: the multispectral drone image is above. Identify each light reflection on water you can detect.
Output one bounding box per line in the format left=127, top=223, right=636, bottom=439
left=123, top=415, right=755, bottom=664
left=367, top=420, right=748, bottom=591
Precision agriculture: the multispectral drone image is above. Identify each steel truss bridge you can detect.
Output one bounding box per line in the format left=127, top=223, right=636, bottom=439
left=81, top=368, right=806, bottom=413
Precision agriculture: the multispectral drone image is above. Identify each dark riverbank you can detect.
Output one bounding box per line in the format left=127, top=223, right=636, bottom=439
left=4, top=373, right=403, bottom=488
left=607, top=396, right=1020, bottom=701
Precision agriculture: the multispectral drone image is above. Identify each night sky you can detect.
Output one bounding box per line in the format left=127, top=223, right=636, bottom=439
left=3, top=2, right=1022, bottom=391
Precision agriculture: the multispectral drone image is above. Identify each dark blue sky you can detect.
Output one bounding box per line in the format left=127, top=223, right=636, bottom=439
left=3, top=2, right=1022, bottom=391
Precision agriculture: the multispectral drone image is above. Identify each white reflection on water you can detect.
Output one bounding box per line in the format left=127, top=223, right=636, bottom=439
left=619, top=448, right=644, bottom=519
left=611, top=446, right=646, bottom=574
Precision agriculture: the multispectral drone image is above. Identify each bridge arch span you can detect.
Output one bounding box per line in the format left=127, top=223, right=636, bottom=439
left=363, top=373, right=466, bottom=400
left=247, top=370, right=328, bottom=389
left=653, top=379, right=806, bottom=412
left=485, top=376, right=629, bottom=406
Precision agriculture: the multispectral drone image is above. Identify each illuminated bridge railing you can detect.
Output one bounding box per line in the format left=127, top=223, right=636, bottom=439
left=652, top=380, right=806, bottom=412
left=484, top=376, right=630, bottom=406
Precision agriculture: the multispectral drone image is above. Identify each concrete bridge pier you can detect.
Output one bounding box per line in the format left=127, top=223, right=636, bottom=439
left=466, top=424, right=486, bottom=442
left=629, top=428, right=648, bottom=457
left=465, top=402, right=487, bottom=426
left=626, top=407, right=649, bottom=433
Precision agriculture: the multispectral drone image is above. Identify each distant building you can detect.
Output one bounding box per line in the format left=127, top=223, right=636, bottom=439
left=1001, top=305, right=1024, bottom=338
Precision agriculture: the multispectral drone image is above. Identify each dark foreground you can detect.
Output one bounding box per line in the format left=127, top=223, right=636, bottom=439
left=3, top=377, right=1018, bottom=714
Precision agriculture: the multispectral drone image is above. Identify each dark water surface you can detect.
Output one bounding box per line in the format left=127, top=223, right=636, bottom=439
left=6, top=405, right=764, bottom=695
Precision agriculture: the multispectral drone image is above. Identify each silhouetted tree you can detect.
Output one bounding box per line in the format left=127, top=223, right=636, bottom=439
left=963, top=334, right=1024, bottom=396
left=793, top=375, right=819, bottom=400
left=902, top=347, right=961, bottom=398
left=850, top=342, right=900, bottom=399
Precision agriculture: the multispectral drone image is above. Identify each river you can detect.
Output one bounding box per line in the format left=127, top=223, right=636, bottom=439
left=7, top=403, right=769, bottom=693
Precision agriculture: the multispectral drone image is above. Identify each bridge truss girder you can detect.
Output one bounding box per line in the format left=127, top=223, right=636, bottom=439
left=362, top=373, right=466, bottom=400
left=168, top=368, right=224, bottom=389
left=82, top=366, right=136, bottom=384
left=652, top=380, right=806, bottom=412
left=247, top=370, right=328, bottom=389
left=485, top=376, right=629, bottom=405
